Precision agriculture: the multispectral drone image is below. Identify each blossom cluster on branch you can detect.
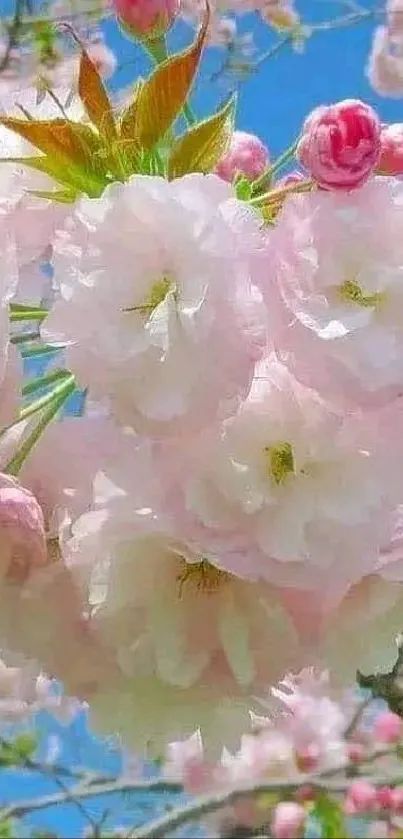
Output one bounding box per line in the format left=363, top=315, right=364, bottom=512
left=1, top=0, right=403, bottom=818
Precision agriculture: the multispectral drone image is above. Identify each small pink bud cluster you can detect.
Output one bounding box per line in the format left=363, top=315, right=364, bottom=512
left=215, top=130, right=270, bottom=184
left=296, top=99, right=382, bottom=190
left=345, top=781, right=403, bottom=817
left=111, top=0, right=180, bottom=41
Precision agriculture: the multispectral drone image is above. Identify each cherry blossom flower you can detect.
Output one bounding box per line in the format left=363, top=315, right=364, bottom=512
left=266, top=177, right=403, bottom=408
left=169, top=359, right=401, bottom=598
left=42, top=174, right=267, bottom=437
left=367, top=26, right=403, bottom=98
left=59, top=509, right=303, bottom=750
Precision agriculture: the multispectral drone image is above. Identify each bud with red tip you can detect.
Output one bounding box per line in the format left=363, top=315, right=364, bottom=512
left=296, top=99, right=381, bottom=191
left=271, top=802, right=305, bottom=839
left=111, top=0, right=180, bottom=41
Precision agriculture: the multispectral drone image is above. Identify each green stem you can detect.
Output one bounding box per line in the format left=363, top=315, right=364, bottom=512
left=17, top=374, right=75, bottom=423
left=11, top=331, right=40, bottom=345
left=10, top=309, right=48, bottom=322
left=22, top=368, right=71, bottom=397
left=251, top=139, right=298, bottom=194
left=249, top=177, right=314, bottom=207
left=20, top=343, right=61, bottom=358
left=4, top=376, right=76, bottom=476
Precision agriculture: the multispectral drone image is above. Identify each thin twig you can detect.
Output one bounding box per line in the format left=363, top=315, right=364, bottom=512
left=0, top=778, right=183, bottom=821
left=0, top=0, right=24, bottom=73
left=129, top=748, right=400, bottom=839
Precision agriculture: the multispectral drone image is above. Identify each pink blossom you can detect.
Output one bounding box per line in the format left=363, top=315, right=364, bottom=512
left=345, top=780, right=378, bottom=814
left=86, top=40, right=117, bottom=78
left=0, top=473, right=47, bottom=585
left=42, top=174, right=267, bottom=437
left=215, top=130, right=270, bottom=183
left=296, top=99, right=381, bottom=190
left=260, top=0, right=300, bottom=31
left=165, top=731, right=213, bottom=793
left=112, top=0, right=180, bottom=40
left=373, top=711, right=402, bottom=743
left=376, top=786, right=394, bottom=810
left=271, top=802, right=305, bottom=839
left=379, top=123, right=403, bottom=174
left=172, top=358, right=401, bottom=596
left=367, top=26, right=403, bottom=98
left=265, top=177, right=403, bottom=409
left=390, top=787, right=403, bottom=814
left=386, top=0, right=403, bottom=39
left=275, top=169, right=305, bottom=188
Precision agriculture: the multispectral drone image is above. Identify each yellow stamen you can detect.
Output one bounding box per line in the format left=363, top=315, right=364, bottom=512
left=176, top=559, right=230, bottom=599
left=264, top=441, right=295, bottom=486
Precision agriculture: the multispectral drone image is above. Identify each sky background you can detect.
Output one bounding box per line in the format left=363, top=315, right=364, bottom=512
left=0, top=0, right=402, bottom=835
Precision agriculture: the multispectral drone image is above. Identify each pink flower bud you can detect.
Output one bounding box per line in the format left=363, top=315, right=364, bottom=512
left=215, top=130, right=270, bottom=183
left=296, top=99, right=381, bottom=190
left=272, top=802, right=305, bottom=839
left=376, top=786, right=394, bottom=810
left=347, top=741, right=365, bottom=764
left=373, top=710, right=403, bottom=744
left=275, top=170, right=305, bottom=188
left=390, top=786, right=403, bottom=815
left=378, top=124, right=403, bottom=175
left=295, top=743, right=320, bottom=773
left=344, top=780, right=378, bottom=814
left=0, top=473, right=47, bottom=584
left=111, top=0, right=180, bottom=41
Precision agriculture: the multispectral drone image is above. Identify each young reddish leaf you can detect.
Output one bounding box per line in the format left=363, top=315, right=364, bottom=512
left=78, top=47, right=117, bottom=140
left=0, top=117, right=100, bottom=167
left=3, top=153, right=106, bottom=196
left=167, top=94, right=236, bottom=179
left=119, top=78, right=144, bottom=141
left=135, top=3, right=210, bottom=150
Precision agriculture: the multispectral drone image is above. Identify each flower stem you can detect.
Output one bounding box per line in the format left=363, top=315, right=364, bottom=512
left=4, top=375, right=76, bottom=476
left=251, top=140, right=299, bottom=194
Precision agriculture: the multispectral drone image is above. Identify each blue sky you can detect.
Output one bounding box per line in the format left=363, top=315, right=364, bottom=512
left=0, top=0, right=402, bottom=835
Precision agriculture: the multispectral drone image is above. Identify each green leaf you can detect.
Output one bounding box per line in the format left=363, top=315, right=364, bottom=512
left=4, top=376, right=76, bottom=476
left=134, top=4, right=210, bottom=149
left=0, top=818, right=14, bottom=838
left=10, top=304, right=48, bottom=323
left=27, top=187, right=80, bottom=203
left=311, top=794, right=346, bottom=839
left=0, top=117, right=100, bottom=168
left=1, top=153, right=106, bottom=197
left=167, top=94, right=236, bottom=179
left=0, top=734, right=37, bottom=767
left=13, top=733, right=37, bottom=760
left=235, top=176, right=253, bottom=201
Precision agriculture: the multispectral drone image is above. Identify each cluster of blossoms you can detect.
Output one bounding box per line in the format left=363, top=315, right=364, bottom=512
left=3, top=0, right=403, bottom=774
left=164, top=670, right=403, bottom=838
